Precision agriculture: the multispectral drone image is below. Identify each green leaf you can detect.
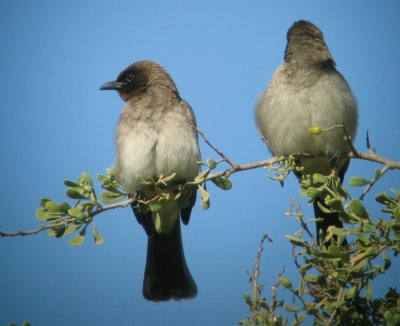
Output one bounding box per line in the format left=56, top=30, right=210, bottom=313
left=349, top=199, right=368, bottom=218
left=329, top=199, right=345, bottom=212
left=346, top=286, right=357, bottom=299
left=66, top=187, right=87, bottom=200
left=305, top=188, right=321, bottom=201
left=375, top=192, right=393, bottom=205
left=35, top=207, right=63, bottom=221
left=68, top=207, right=85, bottom=220
left=393, top=207, right=400, bottom=221
left=279, top=276, right=292, bottom=288
left=81, top=171, right=93, bottom=186
left=48, top=227, right=63, bottom=237
left=382, top=251, right=392, bottom=270
left=303, top=274, right=317, bottom=284
left=330, top=226, right=349, bottom=236
left=45, top=200, right=60, bottom=212
left=211, top=176, right=232, bottom=190
left=61, top=224, right=81, bottom=238
left=100, top=191, right=126, bottom=203
left=243, top=292, right=252, bottom=306
left=198, top=185, right=210, bottom=210
left=328, top=245, right=342, bottom=257
left=36, top=208, right=50, bottom=221
left=296, top=314, right=306, bottom=324
left=154, top=212, right=162, bottom=233
left=284, top=303, right=301, bottom=312
left=318, top=252, right=342, bottom=261
left=299, top=263, right=312, bottom=276
left=40, top=198, right=52, bottom=207
left=311, top=173, right=328, bottom=184
left=286, top=235, right=306, bottom=247
left=384, top=310, right=396, bottom=323
left=349, top=177, right=370, bottom=187
left=69, top=228, right=86, bottom=246
left=148, top=200, right=162, bottom=213
left=64, top=179, right=80, bottom=187
left=93, top=225, right=104, bottom=245
left=207, top=158, right=217, bottom=170
left=22, top=322, right=31, bottom=326
left=350, top=258, right=367, bottom=273
left=58, top=201, right=71, bottom=214
left=97, top=173, right=107, bottom=182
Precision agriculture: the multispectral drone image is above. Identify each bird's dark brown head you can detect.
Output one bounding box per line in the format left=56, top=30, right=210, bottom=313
left=284, top=20, right=334, bottom=66
left=100, top=60, right=179, bottom=101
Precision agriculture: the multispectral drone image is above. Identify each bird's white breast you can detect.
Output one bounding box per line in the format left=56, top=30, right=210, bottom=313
left=115, top=100, right=200, bottom=194
left=256, top=65, right=357, bottom=157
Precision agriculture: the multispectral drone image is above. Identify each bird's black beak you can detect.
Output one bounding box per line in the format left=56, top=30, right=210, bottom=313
left=99, top=81, right=124, bottom=91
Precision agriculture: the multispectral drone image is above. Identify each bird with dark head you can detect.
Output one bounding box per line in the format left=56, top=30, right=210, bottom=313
left=100, top=60, right=200, bottom=301
left=255, top=20, right=358, bottom=243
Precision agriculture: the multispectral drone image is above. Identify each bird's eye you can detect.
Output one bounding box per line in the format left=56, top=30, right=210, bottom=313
left=126, top=72, right=135, bottom=82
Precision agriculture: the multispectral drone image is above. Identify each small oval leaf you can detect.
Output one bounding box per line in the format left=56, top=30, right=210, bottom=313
left=69, top=228, right=86, bottom=246
left=279, top=276, right=292, bottom=288
left=93, top=225, right=104, bottom=245
left=45, top=201, right=60, bottom=212
left=211, top=176, right=232, bottom=190
left=66, top=188, right=87, bottom=200
left=349, top=177, right=370, bottom=187
left=100, top=191, right=126, bottom=203
left=198, top=185, right=210, bottom=210
left=349, top=199, right=368, bottom=219
left=207, top=158, right=217, bottom=170
left=68, top=207, right=85, bottom=220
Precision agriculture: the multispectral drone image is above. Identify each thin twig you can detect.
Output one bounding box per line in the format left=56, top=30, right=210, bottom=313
left=359, top=165, right=391, bottom=201
left=0, top=197, right=134, bottom=238
left=192, top=125, right=238, bottom=168
left=205, top=157, right=280, bottom=179
left=366, top=131, right=376, bottom=154
left=0, top=220, right=73, bottom=237
left=290, top=199, right=315, bottom=241
left=248, top=234, right=272, bottom=325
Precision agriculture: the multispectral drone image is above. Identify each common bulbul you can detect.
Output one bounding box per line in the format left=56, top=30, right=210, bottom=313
left=100, top=60, right=200, bottom=301
left=255, top=21, right=358, bottom=242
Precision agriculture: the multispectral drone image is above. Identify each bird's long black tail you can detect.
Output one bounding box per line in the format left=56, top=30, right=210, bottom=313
left=297, top=159, right=350, bottom=244
left=143, top=222, right=197, bottom=301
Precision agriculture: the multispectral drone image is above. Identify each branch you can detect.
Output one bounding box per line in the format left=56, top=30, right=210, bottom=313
left=350, top=151, right=400, bottom=169
left=0, top=198, right=134, bottom=238
left=247, top=234, right=273, bottom=324
left=192, top=125, right=238, bottom=168
left=0, top=220, right=73, bottom=237
left=2, top=130, right=400, bottom=239
left=205, top=157, right=280, bottom=180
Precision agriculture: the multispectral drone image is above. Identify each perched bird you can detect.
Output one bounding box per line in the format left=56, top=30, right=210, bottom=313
left=255, top=20, right=358, bottom=242
left=100, top=60, right=200, bottom=301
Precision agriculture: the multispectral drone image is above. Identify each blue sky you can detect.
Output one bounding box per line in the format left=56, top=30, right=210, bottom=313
left=1, top=1, right=400, bottom=325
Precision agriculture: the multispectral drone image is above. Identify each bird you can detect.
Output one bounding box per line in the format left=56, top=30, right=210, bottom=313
left=100, top=60, right=200, bottom=301
left=255, top=20, right=358, bottom=243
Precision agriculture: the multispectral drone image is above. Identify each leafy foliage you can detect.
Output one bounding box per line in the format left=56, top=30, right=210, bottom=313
left=33, top=157, right=233, bottom=245
left=35, top=169, right=128, bottom=246
left=240, top=169, right=400, bottom=325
